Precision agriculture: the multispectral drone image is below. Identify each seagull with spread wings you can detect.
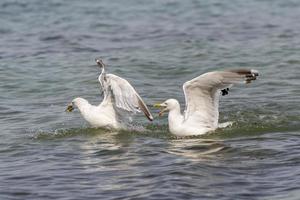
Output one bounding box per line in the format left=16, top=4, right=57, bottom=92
left=154, top=69, right=259, bottom=136
left=66, top=59, right=153, bottom=129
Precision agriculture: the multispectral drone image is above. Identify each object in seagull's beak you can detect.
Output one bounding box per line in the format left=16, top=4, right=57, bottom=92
left=65, top=103, right=74, bottom=112
left=154, top=103, right=167, bottom=117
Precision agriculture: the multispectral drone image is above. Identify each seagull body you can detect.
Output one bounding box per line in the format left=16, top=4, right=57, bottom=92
left=67, top=59, right=153, bottom=129
left=155, top=69, right=259, bottom=136
left=71, top=97, right=119, bottom=129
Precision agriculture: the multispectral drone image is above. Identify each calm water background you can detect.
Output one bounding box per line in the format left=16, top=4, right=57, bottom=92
left=1, top=0, right=300, bottom=199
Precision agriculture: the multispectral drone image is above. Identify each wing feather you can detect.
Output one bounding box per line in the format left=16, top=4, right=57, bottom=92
left=183, top=69, right=258, bottom=128
left=99, top=73, right=153, bottom=121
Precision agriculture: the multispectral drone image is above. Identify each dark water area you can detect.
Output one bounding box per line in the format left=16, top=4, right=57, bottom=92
left=0, top=0, right=300, bottom=199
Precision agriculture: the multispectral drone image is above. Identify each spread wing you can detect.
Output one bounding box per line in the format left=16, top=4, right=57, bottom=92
left=183, top=69, right=258, bottom=128
left=99, top=73, right=153, bottom=121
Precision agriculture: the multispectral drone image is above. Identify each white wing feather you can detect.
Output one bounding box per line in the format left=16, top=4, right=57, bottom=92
left=99, top=73, right=153, bottom=121
left=183, top=69, right=258, bottom=128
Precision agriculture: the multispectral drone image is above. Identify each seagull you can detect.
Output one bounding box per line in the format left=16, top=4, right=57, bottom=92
left=66, top=59, right=153, bottom=129
left=154, top=69, right=259, bottom=136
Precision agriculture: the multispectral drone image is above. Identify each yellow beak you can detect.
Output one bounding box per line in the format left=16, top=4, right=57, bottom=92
left=153, top=103, right=167, bottom=117
left=153, top=103, right=163, bottom=108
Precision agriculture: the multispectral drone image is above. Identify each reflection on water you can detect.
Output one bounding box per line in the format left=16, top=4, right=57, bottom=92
left=167, top=138, right=227, bottom=161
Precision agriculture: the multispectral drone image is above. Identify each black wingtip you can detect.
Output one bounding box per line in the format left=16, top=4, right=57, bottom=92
left=138, top=98, right=154, bottom=122
left=221, top=88, right=229, bottom=96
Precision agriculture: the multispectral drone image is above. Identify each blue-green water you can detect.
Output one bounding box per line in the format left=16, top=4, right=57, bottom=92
left=1, top=0, right=300, bottom=199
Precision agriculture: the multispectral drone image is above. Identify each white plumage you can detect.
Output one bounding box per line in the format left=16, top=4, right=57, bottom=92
left=155, top=69, right=259, bottom=136
left=66, top=59, right=153, bottom=129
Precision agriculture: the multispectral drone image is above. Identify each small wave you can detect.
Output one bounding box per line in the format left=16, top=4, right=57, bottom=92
left=32, top=127, right=112, bottom=140
left=209, top=110, right=300, bottom=139
left=39, top=34, right=65, bottom=41
left=31, top=123, right=169, bottom=141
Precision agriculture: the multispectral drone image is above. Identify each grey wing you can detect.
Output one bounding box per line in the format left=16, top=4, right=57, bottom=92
left=183, top=69, right=259, bottom=128
left=99, top=73, right=153, bottom=121
left=98, top=71, right=110, bottom=102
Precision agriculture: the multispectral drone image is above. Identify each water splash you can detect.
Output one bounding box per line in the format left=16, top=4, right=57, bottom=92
left=31, top=108, right=299, bottom=141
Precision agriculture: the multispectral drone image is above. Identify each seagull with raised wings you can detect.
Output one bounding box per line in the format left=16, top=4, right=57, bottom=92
left=66, top=59, right=153, bottom=129
left=154, top=69, right=259, bottom=136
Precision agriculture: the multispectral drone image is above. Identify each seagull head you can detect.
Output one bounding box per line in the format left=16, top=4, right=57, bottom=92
left=66, top=98, right=89, bottom=112
left=154, top=99, right=179, bottom=116
left=95, top=58, right=105, bottom=68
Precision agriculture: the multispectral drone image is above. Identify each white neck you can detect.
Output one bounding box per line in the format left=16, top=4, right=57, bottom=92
left=76, top=99, right=92, bottom=117
left=168, top=101, right=184, bottom=134
left=101, top=66, right=105, bottom=75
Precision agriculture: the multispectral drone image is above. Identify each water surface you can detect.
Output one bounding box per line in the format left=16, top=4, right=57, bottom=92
left=1, top=0, right=300, bottom=199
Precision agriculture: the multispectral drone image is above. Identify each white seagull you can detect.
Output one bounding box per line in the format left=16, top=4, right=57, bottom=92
left=154, top=69, right=259, bottom=136
left=66, top=59, right=153, bottom=129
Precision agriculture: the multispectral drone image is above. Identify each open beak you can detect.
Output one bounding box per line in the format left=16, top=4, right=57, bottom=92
left=65, top=103, right=74, bottom=112
left=153, top=103, right=168, bottom=117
